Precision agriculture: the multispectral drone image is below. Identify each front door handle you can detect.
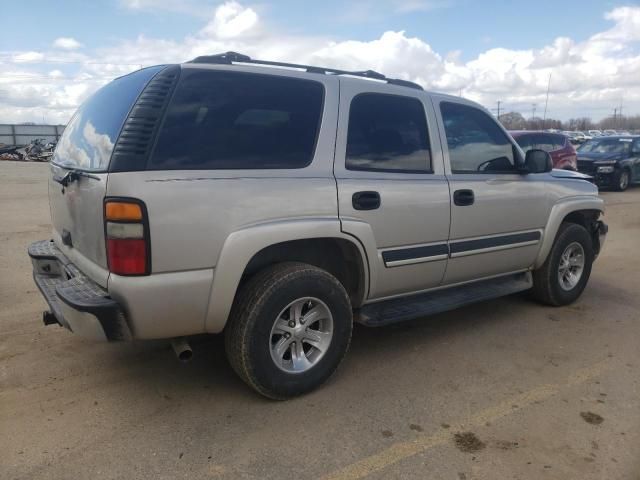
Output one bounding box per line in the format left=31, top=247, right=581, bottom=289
left=453, top=189, right=474, bottom=206
left=352, top=191, right=381, bottom=210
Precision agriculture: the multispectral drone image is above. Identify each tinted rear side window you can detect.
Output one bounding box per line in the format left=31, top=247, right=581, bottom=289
left=553, top=134, right=567, bottom=150
left=53, top=66, right=163, bottom=171
left=346, top=93, right=431, bottom=172
left=150, top=70, right=324, bottom=170
left=514, top=134, right=534, bottom=152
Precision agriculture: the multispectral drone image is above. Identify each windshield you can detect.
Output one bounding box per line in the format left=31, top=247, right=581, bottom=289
left=52, top=66, right=163, bottom=171
left=578, top=138, right=632, bottom=154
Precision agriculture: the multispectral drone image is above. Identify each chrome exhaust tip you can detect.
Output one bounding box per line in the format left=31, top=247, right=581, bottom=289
left=171, top=337, right=193, bottom=362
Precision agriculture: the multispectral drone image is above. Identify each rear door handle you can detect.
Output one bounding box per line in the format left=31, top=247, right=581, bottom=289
left=453, top=189, right=474, bottom=206
left=352, top=191, right=381, bottom=210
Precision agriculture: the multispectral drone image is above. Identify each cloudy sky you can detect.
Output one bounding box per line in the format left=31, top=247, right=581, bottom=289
left=2, top=0, right=639, bottom=124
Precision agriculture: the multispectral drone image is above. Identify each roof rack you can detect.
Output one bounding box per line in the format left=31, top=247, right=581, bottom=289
left=187, top=51, right=423, bottom=90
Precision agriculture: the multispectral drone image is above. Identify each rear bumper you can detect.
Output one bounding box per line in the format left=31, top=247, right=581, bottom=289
left=28, top=240, right=131, bottom=341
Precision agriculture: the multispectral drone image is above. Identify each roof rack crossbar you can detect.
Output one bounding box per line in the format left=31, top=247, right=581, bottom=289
left=187, top=52, right=423, bottom=90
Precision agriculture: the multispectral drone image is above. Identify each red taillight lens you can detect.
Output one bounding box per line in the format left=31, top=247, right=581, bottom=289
left=107, top=238, right=147, bottom=275
left=104, top=200, right=149, bottom=275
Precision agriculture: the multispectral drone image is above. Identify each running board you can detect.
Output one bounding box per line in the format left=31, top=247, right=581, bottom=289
left=356, top=272, right=532, bottom=327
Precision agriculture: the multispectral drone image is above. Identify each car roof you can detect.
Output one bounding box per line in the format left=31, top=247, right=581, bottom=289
left=184, top=51, right=425, bottom=92
left=509, top=130, right=564, bottom=136
left=591, top=135, right=639, bottom=140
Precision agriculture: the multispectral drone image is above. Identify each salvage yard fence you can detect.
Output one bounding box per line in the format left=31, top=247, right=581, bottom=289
left=0, top=124, right=66, bottom=147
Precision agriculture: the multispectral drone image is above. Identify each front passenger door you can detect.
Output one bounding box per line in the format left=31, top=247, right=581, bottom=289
left=435, top=99, right=550, bottom=285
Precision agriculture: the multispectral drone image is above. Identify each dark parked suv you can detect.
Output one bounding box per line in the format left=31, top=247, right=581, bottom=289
left=510, top=131, right=577, bottom=171
left=577, top=136, right=640, bottom=191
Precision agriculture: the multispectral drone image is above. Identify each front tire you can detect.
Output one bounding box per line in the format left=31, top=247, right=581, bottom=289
left=613, top=168, right=630, bottom=191
left=531, top=223, right=594, bottom=306
left=225, top=262, right=352, bottom=399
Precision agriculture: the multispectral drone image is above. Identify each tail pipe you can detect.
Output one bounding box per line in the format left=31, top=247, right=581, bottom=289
left=171, top=337, right=193, bottom=362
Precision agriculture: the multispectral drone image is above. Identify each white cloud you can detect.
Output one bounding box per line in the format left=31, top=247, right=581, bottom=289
left=53, top=37, right=83, bottom=50
left=199, top=1, right=259, bottom=39
left=12, top=51, right=45, bottom=63
left=1, top=2, right=640, bottom=124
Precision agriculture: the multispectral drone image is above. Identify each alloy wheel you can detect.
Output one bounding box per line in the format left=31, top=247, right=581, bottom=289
left=269, top=297, right=334, bottom=374
left=557, top=242, right=585, bottom=291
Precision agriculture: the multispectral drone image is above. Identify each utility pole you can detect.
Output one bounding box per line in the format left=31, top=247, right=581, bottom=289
left=613, top=108, right=617, bottom=128
left=496, top=100, right=501, bottom=120
left=530, top=103, right=537, bottom=129
left=542, top=73, right=551, bottom=129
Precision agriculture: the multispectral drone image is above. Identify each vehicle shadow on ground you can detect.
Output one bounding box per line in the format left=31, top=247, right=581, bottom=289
left=96, top=292, right=555, bottom=406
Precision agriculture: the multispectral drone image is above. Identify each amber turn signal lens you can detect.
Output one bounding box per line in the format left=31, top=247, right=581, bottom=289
left=105, top=202, right=143, bottom=221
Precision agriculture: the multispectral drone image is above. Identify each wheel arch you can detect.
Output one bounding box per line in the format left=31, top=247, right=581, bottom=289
left=241, top=238, right=367, bottom=306
left=534, top=197, right=604, bottom=269
left=204, top=219, right=369, bottom=333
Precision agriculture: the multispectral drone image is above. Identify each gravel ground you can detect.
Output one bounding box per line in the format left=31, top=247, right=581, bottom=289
left=1, top=161, right=639, bottom=479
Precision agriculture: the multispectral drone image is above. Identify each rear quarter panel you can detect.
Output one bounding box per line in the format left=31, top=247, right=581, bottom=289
left=105, top=172, right=339, bottom=273
left=105, top=172, right=342, bottom=338
left=105, top=72, right=341, bottom=337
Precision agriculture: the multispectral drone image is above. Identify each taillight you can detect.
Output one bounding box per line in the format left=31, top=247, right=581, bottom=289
left=104, top=199, right=150, bottom=275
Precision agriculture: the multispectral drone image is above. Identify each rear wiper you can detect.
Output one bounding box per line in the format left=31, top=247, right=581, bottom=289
left=53, top=169, right=101, bottom=187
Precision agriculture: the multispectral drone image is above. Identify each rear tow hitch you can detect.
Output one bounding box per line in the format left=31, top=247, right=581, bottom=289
left=42, top=311, right=60, bottom=327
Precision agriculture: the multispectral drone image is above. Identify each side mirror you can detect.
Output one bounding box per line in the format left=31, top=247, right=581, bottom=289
left=524, top=149, right=553, bottom=174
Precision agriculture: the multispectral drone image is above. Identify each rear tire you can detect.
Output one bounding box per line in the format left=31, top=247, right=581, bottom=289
left=531, top=223, right=594, bottom=306
left=225, top=262, right=352, bottom=399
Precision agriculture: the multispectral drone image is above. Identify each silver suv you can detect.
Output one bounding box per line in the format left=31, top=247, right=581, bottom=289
left=29, top=52, right=607, bottom=398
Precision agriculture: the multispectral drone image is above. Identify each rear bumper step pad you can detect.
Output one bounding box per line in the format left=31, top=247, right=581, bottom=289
left=28, top=240, right=131, bottom=341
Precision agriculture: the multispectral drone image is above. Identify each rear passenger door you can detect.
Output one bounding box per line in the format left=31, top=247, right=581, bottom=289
left=434, top=98, right=549, bottom=285
left=335, top=80, right=450, bottom=299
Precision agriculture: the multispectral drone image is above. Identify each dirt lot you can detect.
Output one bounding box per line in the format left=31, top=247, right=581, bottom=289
left=1, top=161, right=639, bottom=479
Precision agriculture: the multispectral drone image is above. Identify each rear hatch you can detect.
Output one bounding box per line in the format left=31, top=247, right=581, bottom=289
left=49, top=66, right=164, bottom=287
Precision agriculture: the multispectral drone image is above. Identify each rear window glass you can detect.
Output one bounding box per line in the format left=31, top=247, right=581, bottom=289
left=52, top=66, right=163, bottom=171
left=149, top=70, right=324, bottom=170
